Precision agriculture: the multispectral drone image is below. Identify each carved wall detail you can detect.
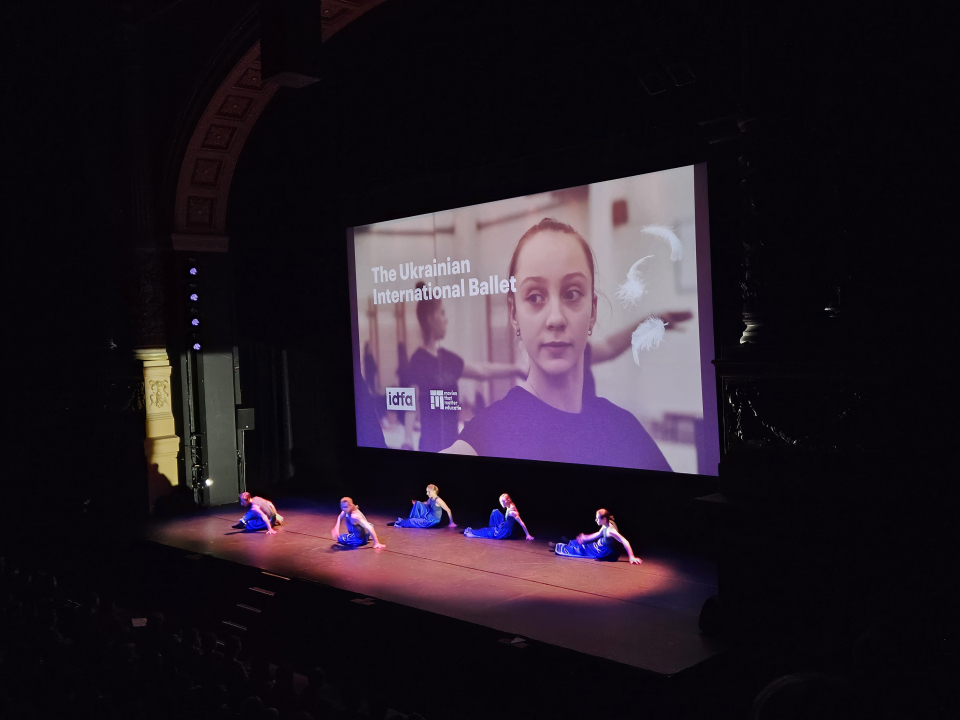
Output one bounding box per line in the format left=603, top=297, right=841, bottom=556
left=148, top=379, right=170, bottom=410
left=172, top=2, right=390, bottom=251
left=134, top=349, right=181, bottom=495
left=319, top=2, right=390, bottom=41
left=722, top=378, right=887, bottom=458
left=173, top=42, right=280, bottom=244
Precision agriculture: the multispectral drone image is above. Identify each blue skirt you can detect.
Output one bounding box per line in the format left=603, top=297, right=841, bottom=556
left=464, top=509, right=515, bottom=539
left=554, top=538, right=617, bottom=560
left=396, top=501, right=441, bottom=528
left=337, top=532, right=369, bottom=547
left=240, top=508, right=273, bottom=531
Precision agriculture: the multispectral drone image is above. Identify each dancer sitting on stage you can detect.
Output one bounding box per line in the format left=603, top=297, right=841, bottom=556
left=389, top=484, right=457, bottom=528
left=463, top=493, right=534, bottom=540
left=232, top=492, right=284, bottom=534
left=331, top=497, right=386, bottom=549
left=552, top=509, right=641, bottom=564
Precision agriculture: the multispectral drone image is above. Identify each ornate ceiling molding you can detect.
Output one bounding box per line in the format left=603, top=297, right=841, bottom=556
left=172, top=1, right=391, bottom=252
left=320, top=0, right=391, bottom=42
left=173, top=41, right=279, bottom=251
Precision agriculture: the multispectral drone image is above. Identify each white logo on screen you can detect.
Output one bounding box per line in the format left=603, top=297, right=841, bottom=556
left=430, top=389, right=462, bottom=411
left=386, top=387, right=416, bottom=411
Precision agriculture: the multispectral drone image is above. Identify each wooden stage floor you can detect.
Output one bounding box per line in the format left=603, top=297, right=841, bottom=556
left=140, top=498, right=722, bottom=675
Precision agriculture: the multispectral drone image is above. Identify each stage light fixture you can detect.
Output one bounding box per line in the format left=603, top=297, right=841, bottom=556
left=205, top=479, right=213, bottom=486
left=185, top=259, right=203, bottom=352
left=188, top=307, right=202, bottom=327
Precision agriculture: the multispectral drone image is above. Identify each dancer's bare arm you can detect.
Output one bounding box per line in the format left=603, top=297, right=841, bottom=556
left=331, top=512, right=344, bottom=541
left=461, top=360, right=527, bottom=380
left=254, top=505, right=277, bottom=535
left=355, top=512, right=386, bottom=549
left=509, top=508, right=534, bottom=540
left=608, top=528, right=641, bottom=564
left=436, top=498, right=456, bottom=527
left=591, top=311, right=694, bottom=363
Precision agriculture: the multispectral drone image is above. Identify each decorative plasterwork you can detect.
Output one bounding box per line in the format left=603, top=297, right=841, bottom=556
left=320, top=0, right=391, bottom=42
left=173, top=42, right=280, bottom=247
left=172, top=2, right=392, bottom=252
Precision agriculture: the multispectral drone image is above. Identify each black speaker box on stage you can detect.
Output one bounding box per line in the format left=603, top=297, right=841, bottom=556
left=237, top=407, right=256, bottom=431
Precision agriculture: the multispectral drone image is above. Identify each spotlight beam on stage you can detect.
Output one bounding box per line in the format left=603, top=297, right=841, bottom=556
left=142, top=499, right=721, bottom=674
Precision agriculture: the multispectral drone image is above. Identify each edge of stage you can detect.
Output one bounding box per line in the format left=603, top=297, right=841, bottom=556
left=139, top=497, right=722, bottom=675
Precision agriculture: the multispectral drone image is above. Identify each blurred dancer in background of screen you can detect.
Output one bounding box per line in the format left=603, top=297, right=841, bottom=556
left=402, top=281, right=525, bottom=452
left=443, top=218, right=671, bottom=472
left=583, top=311, right=693, bottom=398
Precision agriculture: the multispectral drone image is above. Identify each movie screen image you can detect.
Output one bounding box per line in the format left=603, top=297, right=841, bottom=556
left=349, top=164, right=718, bottom=475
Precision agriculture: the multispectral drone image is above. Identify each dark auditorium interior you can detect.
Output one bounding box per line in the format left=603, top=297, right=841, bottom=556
left=3, top=1, right=954, bottom=719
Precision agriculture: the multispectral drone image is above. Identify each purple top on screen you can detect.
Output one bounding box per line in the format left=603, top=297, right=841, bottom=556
left=458, top=386, right=672, bottom=472
left=403, top=347, right=465, bottom=452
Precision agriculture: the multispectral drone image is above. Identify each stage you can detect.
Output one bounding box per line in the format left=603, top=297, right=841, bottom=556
left=140, top=498, right=721, bottom=675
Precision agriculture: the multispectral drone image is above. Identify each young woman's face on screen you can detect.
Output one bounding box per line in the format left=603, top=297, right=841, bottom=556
left=512, top=231, right=596, bottom=378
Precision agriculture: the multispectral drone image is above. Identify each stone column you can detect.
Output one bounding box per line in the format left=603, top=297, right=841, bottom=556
left=135, top=348, right=181, bottom=506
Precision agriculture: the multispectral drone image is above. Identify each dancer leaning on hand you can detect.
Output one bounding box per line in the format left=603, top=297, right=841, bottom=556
left=332, top=497, right=386, bottom=549
left=463, top=493, right=533, bottom=540
left=233, top=492, right=284, bottom=534
left=552, top=509, right=641, bottom=564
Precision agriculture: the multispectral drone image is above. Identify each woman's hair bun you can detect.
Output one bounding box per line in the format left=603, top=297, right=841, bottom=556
left=416, top=281, right=427, bottom=291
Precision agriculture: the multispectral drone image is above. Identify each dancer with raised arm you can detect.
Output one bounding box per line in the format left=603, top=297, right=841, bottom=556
left=552, top=509, right=641, bottom=564
left=463, top=493, right=534, bottom=540
left=232, top=493, right=284, bottom=534
left=402, top=281, right=526, bottom=452
left=388, top=484, right=457, bottom=528
left=331, top=497, right=386, bottom=549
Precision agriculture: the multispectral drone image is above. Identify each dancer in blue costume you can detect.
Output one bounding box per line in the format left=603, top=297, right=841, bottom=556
left=389, top=484, right=457, bottom=529
left=331, top=497, right=386, bottom=549
left=552, top=509, right=641, bottom=564
left=463, top=493, right=534, bottom=540
left=232, top=493, right=284, bottom=534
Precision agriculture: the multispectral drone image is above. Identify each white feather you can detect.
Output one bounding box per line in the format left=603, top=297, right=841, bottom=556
left=631, top=316, right=667, bottom=365
left=616, top=255, right=653, bottom=307
left=640, top=225, right=683, bottom=261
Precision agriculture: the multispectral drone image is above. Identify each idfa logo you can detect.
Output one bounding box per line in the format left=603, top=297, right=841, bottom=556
left=386, top=387, right=416, bottom=411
